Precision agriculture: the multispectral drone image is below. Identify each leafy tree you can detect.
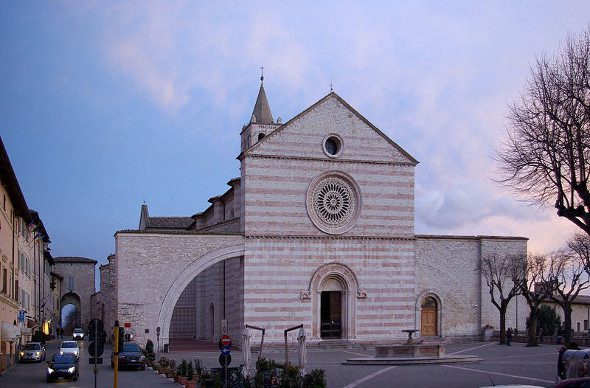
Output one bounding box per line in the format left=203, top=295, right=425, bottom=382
left=537, top=304, right=562, bottom=337
left=482, top=252, right=523, bottom=344
left=497, top=27, right=590, bottom=235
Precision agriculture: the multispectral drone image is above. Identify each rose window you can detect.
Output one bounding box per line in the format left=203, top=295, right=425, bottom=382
left=307, top=173, right=361, bottom=234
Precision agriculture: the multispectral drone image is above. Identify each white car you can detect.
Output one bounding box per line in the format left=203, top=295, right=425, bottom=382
left=73, top=328, right=84, bottom=340
left=59, top=341, right=80, bottom=358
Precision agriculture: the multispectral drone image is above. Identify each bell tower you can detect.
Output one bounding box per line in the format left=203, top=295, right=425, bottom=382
left=240, top=68, right=280, bottom=152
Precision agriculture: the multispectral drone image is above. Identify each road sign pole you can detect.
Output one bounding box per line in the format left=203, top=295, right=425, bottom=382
left=94, top=319, right=98, bottom=388
left=114, top=321, right=119, bottom=388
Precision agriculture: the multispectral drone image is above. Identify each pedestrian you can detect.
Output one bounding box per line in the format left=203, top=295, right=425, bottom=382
left=557, top=345, right=567, bottom=380
left=506, top=327, right=513, bottom=346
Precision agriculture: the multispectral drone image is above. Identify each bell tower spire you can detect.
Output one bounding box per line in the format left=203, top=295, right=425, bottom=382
left=251, top=66, right=274, bottom=125
left=240, top=68, right=280, bottom=153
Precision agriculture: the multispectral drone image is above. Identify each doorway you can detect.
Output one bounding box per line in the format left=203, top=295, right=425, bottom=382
left=320, top=291, right=342, bottom=339
left=421, top=296, right=438, bottom=336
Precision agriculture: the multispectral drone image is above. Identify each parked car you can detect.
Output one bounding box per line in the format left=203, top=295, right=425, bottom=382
left=58, top=341, right=80, bottom=358
left=19, top=342, right=46, bottom=362
left=46, top=353, right=79, bottom=382
left=111, top=342, right=145, bottom=370
left=72, top=328, right=84, bottom=340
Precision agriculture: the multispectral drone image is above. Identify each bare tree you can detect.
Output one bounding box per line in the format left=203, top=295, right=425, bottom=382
left=482, top=252, right=523, bottom=344
left=497, top=28, right=590, bottom=235
left=516, top=253, right=553, bottom=346
left=546, top=236, right=590, bottom=345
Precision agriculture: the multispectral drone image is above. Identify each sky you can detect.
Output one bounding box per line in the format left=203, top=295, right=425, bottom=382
left=1, top=2, right=589, bottom=290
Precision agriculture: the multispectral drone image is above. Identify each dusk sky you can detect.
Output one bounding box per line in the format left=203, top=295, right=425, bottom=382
left=1, top=2, right=589, bottom=287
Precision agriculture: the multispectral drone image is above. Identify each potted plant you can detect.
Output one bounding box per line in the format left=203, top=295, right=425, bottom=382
left=176, top=359, right=188, bottom=384
left=185, top=360, right=196, bottom=388
left=166, top=360, right=177, bottom=379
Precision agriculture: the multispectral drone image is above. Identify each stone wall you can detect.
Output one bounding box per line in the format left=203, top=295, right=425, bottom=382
left=53, top=259, right=96, bottom=331
left=114, top=232, right=244, bottom=347
left=415, top=236, right=529, bottom=339
left=243, top=237, right=415, bottom=343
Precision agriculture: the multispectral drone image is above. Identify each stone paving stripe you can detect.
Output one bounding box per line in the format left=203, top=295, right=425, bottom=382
left=447, top=342, right=494, bottom=355
left=341, top=365, right=398, bottom=388
left=442, top=364, right=554, bottom=384
left=342, top=350, right=373, bottom=357
left=481, top=352, right=556, bottom=360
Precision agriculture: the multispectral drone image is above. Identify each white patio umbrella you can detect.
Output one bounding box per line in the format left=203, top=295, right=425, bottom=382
left=297, top=327, right=307, bottom=375
left=242, top=327, right=252, bottom=378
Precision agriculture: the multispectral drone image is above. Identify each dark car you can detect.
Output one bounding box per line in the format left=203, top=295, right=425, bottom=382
left=111, top=342, right=146, bottom=370
left=556, top=377, right=590, bottom=388
left=46, top=353, right=79, bottom=383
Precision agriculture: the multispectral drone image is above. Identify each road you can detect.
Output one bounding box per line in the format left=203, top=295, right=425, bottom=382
left=1, top=339, right=562, bottom=387
left=0, top=338, right=176, bottom=387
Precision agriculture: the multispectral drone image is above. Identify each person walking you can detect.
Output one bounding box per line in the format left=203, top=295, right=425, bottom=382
left=506, top=327, right=513, bottom=346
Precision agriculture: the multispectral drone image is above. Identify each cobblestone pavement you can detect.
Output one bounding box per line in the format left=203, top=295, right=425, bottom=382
left=164, top=341, right=559, bottom=387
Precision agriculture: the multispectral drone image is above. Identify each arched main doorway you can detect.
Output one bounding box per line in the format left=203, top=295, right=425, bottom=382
left=320, top=277, right=345, bottom=339
left=420, top=296, right=438, bottom=336
left=308, top=262, right=365, bottom=340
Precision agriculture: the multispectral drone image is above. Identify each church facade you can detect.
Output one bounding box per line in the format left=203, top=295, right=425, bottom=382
left=108, top=82, right=528, bottom=348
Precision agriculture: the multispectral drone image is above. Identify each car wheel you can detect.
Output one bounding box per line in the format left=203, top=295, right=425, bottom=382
left=46, top=377, right=52, bottom=383
left=141, top=365, right=145, bottom=371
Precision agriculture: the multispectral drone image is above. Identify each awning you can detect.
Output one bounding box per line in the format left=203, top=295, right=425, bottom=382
left=0, top=322, right=20, bottom=341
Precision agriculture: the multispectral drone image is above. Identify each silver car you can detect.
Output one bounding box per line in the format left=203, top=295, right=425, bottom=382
left=59, top=340, right=80, bottom=358
left=19, top=342, right=46, bottom=362
left=72, top=328, right=84, bottom=340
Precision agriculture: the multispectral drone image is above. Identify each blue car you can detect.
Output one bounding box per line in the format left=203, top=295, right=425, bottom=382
left=46, top=353, right=79, bottom=383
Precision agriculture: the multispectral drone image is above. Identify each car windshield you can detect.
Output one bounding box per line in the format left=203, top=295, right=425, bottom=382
left=123, top=343, right=141, bottom=352
left=61, top=342, right=78, bottom=348
left=73, top=329, right=83, bottom=333
left=53, top=354, right=75, bottom=363
left=24, top=343, right=41, bottom=350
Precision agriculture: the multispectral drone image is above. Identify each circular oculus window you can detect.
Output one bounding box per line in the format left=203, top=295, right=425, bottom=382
left=323, top=135, right=342, bottom=157
left=306, top=172, right=361, bottom=234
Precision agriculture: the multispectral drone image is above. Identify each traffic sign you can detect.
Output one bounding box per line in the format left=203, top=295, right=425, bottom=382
left=219, top=334, right=231, bottom=349
left=88, top=341, right=104, bottom=357
left=221, top=345, right=231, bottom=356
left=218, top=354, right=231, bottom=367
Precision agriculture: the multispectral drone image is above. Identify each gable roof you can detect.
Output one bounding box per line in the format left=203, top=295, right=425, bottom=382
left=146, top=216, right=195, bottom=230
left=54, top=256, right=97, bottom=264
left=242, top=92, right=418, bottom=165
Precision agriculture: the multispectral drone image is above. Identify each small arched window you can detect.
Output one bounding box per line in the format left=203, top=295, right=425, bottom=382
left=258, top=133, right=265, bottom=141
left=422, top=296, right=437, bottom=309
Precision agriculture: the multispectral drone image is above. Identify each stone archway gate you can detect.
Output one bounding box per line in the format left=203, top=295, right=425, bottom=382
left=53, top=257, right=97, bottom=332
left=114, top=232, right=244, bottom=347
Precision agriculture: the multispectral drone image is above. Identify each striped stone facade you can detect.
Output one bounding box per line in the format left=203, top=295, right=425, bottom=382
left=112, top=88, right=528, bottom=348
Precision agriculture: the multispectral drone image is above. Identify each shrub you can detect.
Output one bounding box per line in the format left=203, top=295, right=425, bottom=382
left=187, top=360, right=194, bottom=381
left=194, top=358, right=204, bottom=379
left=302, top=369, right=327, bottom=388
left=158, top=357, right=169, bottom=368
left=538, top=305, right=562, bottom=336
left=177, top=359, right=188, bottom=377
left=144, top=339, right=156, bottom=363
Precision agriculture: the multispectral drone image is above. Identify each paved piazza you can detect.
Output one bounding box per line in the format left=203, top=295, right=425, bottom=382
left=165, top=341, right=559, bottom=388
left=1, top=340, right=559, bottom=387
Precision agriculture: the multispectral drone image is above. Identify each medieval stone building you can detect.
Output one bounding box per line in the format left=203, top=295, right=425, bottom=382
left=103, top=80, right=528, bottom=348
